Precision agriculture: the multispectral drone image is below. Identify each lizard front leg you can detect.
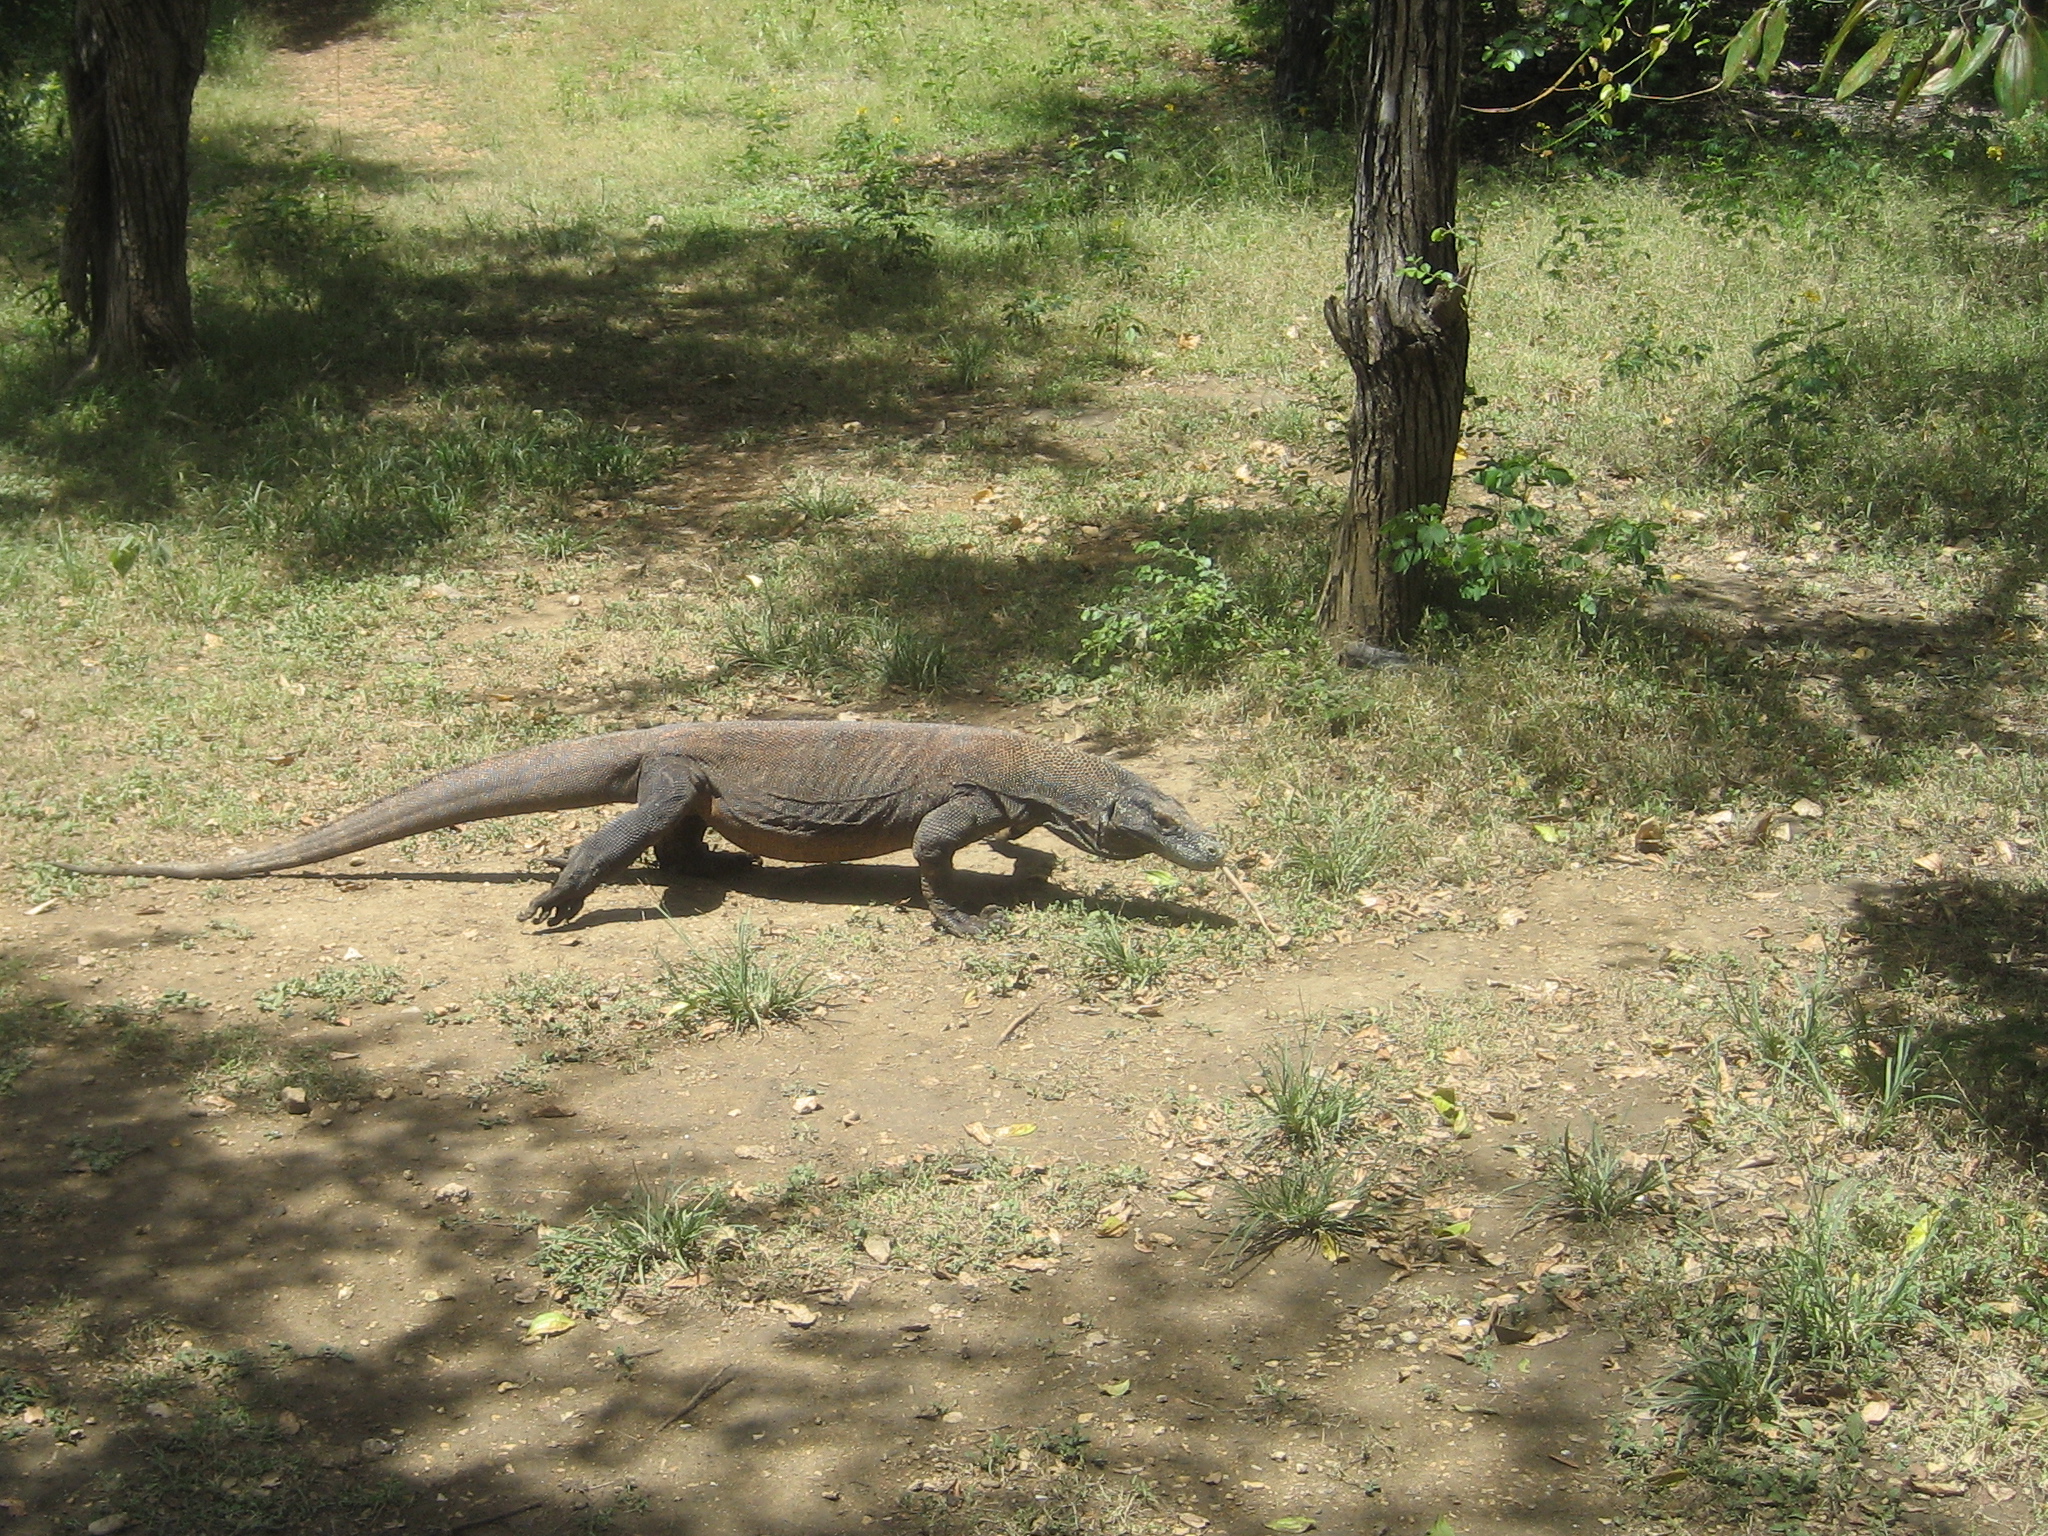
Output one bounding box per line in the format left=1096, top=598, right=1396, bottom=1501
left=650, top=815, right=760, bottom=879
left=912, top=791, right=1022, bottom=937
left=521, top=757, right=710, bottom=927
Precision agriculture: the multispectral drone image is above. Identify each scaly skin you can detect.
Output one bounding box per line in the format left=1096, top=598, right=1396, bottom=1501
left=58, top=720, right=1225, bottom=935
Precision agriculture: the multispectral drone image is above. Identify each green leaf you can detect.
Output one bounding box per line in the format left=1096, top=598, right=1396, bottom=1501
left=1902, top=1211, right=1935, bottom=1256
left=1836, top=29, right=1898, bottom=98
left=1757, top=2, right=1791, bottom=81
left=1721, top=4, right=1770, bottom=86
left=1100, top=1379, right=1132, bottom=1396
left=1426, top=1521, right=1460, bottom=1536
left=1265, top=1521, right=1317, bottom=1533
left=1898, top=28, right=1965, bottom=103
left=1817, top=0, right=1876, bottom=83
left=1926, top=24, right=2005, bottom=97
left=1996, top=18, right=2048, bottom=118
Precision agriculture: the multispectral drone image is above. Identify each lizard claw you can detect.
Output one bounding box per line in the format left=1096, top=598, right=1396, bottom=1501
left=519, top=884, right=588, bottom=927
left=929, top=902, right=1008, bottom=938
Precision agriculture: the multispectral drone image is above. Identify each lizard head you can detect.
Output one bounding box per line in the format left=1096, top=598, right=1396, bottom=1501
left=1076, top=789, right=1224, bottom=871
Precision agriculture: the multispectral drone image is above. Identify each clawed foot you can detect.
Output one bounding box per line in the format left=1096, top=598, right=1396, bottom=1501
left=519, top=881, right=591, bottom=927
left=929, top=902, right=1009, bottom=938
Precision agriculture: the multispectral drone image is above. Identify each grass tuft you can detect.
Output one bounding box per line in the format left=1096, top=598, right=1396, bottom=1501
left=535, top=1184, right=748, bottom=1311
left=252, top=964, right=403, bottom=1020
left=660, top=924, right=829, bottom=1033
left=1225, top=1159, right=1384, bottom=1264
left=1534, top=1125, right=1668, bottom=1225
left=1245, top=1039, right=1370, bottom=1154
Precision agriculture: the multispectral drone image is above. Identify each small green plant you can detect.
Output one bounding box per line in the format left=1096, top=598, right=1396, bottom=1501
left=1226, top=1159, right=1383, bottom=1263
left=535, top=1184, right=748, bottom=1310
left=1605, top=322, right=1711, bottom=382
left=1850, top=1025, right=1956, bottom=1141
left=1661, top=1321, right=1789, bottom=1438
left=1091, top=299, right=1147, bottom=354
left=936, top=331, right=996, bottom=390
left=1766, top=1193, right=1934, bottom=1377
left=777, top=473, right=874, bottom=524
left=1073, top=910, right=1172, bottom=995
left=1736, top=317, right=1854, bottom=430
left=1076, top=541, right=1270, bottom=679
left=65, top=1132, right=146, bottom=1175
left=878, top=625, right=950, bottom=691
left=1535, top=1125, right=1667, bottom=1223
left=1246, top=1040, right=1369, bottom=1154
left=975, top=1430, right=1023, bottom=1475
left=819, top=111, right=930, bottom=253
left=661, top=924, right=829, bottom=1032
left=253, top=964, right=402, bottom=1020
left=1032, top=1422, right=1102, bottom=1467
left=1248, top=1372, right=1309, bottom=1419
left=1002, top=288, right=1071, bottom=331
left=1385, top=449, right=1667, bottom=615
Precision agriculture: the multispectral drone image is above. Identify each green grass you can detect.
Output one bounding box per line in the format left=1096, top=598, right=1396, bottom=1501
left=787, top=1154, right=1147, bottom=1279
left=475, top=969, right=666, bottom=1066
left=659, top=924, right=830, bottom=1033
left=87, top=1404, right=407, bottom=1536
left=1244, top=1038, right=1371, bottom=1154
left=1534, top=1125, right=1669, bottom=1225
left=535, top=1183, right=747, bottom=1311
left=1225, top=1159, right=1384, bottom=1264
left=252, top=963, right=403, bottom=1019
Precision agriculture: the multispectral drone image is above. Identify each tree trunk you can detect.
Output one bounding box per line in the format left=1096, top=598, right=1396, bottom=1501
left=1273, top=0, right=1337, bottom=120
left=1317, top=0, right=1469, bottom=648
left=59, top=0, right=209, bottom=374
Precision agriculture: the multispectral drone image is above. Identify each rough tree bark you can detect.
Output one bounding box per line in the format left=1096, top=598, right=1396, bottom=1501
left=1317, top=0, right=1469, bottom=648
left=59, top=0, right=209, bottom=373
left=1273, top=0, right=1338, bottom=120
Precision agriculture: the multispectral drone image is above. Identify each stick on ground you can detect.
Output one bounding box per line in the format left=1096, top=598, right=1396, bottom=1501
left=1223, top=865, right=1285, bottom=943
left=659, top=1365, right=736, bottom=1431
left=997, top=1003, right=1042, bottom=1045
left=443, top=1501, right=546, bottom=1535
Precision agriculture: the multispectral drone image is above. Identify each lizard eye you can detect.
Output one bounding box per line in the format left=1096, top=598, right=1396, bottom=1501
left=1156, top=814, right=1180, bottom=832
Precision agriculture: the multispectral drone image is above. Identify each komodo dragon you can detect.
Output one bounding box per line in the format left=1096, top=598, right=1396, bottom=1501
left=59, top=720, right=1224, bottom=935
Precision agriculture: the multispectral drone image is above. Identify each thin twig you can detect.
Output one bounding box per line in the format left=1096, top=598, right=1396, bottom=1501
left=442, top=1501, right=546, bottom=1535
left=996, top=1003, right=1042, bottom=1045
left=1223, top=866, right=1283, bottom=943
left=658, top=1365, right=736, bottom=1431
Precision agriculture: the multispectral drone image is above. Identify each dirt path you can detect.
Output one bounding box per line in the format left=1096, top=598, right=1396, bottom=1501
left=268, top=27, right=472, bottom=174
left=0, top=800, right=1871, bottom=1535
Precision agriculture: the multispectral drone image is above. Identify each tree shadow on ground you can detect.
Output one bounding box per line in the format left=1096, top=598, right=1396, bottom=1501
left=1847, top=872, right=2048, bottom=1151
left=0, top=945, right=1623, bottom=1536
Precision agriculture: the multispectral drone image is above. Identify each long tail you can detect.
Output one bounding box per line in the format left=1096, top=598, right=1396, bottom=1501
left=57, top=731, right=656, bottom=880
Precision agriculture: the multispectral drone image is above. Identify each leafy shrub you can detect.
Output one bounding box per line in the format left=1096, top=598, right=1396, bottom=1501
left=1076, top=541, right=1270, bottom=679
left=1385, top=450, right=1667, bottom=615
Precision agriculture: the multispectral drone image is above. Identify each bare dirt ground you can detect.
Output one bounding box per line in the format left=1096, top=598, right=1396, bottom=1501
left=0, top=792, right=1911, bottom=1536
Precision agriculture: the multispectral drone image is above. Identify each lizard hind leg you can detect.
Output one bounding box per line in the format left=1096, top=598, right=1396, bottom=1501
left=651, top=815, right=760, bottom=880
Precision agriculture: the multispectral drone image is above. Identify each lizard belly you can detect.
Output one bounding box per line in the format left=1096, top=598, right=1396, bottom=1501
left=704, top=806, right=915, bottom=865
